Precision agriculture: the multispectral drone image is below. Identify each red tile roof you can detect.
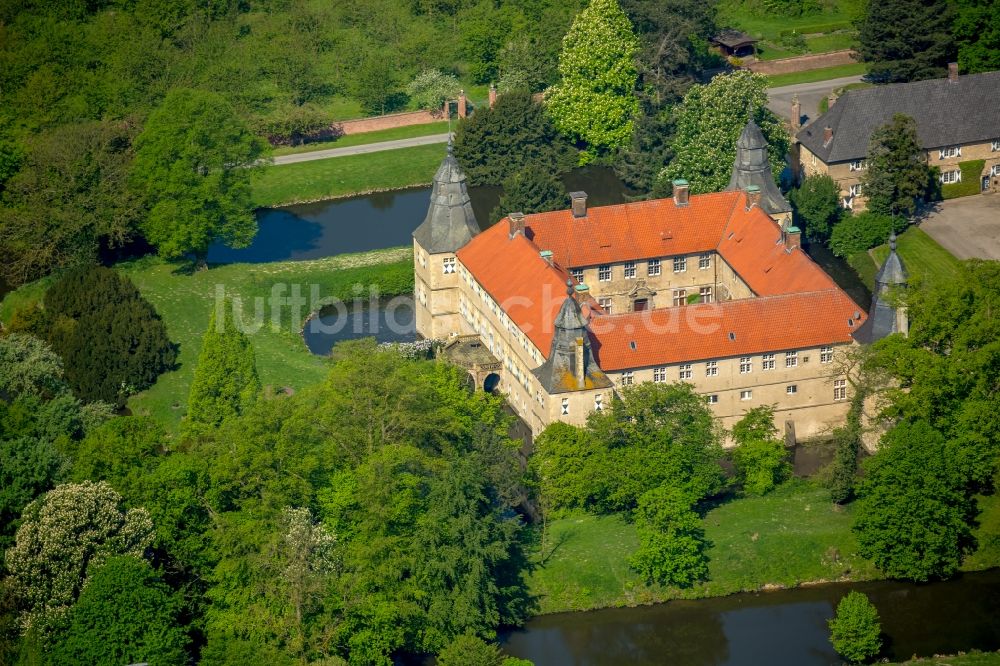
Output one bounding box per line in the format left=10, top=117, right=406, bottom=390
left=456, top=190, right=865, bottom=369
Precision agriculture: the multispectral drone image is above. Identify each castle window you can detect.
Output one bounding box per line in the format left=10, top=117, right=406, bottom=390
left=706, top=394, right=719, bottom=404
left=762, top=353, right=776, bottom=370
left=624, top=261, right=636, bottom=279
left=673, top=256, right=687, bottom=273
left=834, top=379, right=847, bottom=401
left=598, top=265, right=611, bottom=281
left=739, top=356, right=752, bottom=374
left=820, top=346, right=833, bottom=363
left=991, top=164, right=1000, bottom=177
left=992, top=139, right=1000, bottom=152
left=705, top=361, right=718, bottom=377
left=442, top=257, right=456, bottom=274
left=672, top=289, right=687, bottom=307
left=786, top=384, right=798, bottom=395
left=648, top=259, right=661, bottom=276
left=740, top=390, right=753, bottom=401
left=599, top=297, right=612, bottom=313
left=594, top=395, right=603, bottom=411
left=849, top=183, right=862, bottom=197
left=849, top=160, right=864, bottom=171
left=785, top=351, right=798, bottom=368
left=561, top=398, right=569, bottom=415
left=699, top=286, right=713, bottom=303
left=940, top=169, right=961, bottom=184
left=678, top=364, right=692, bottom=380
left=621, top=371, right=634, bottom=385
left=938, top=145, right=961, bottom=159
left=699, top=253, right=711, bottom=270
left=842, top=196, right=854, bottom=210
left=570, top=268, right=584, bottom=283
left=653, top=367, right=667, bottom=383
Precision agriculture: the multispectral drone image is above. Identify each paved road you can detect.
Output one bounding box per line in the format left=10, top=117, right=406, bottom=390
left=767, top=75, right=864, bottom=126
left=919, top=195, right=1000, bottom=260
left=272, top=133, right=450, bottom=165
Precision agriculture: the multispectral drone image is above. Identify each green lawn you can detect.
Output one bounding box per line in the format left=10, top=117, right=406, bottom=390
left=848, top=227, right=961, bottom=289
left=0, top=249, right=414, bottom=432
left=755, top=32, right=857, bottom=61
left=766, top=62, right=868, bottom=88
left=718, top=0, right=864, bottom=41
left=896, top=652, right=1000, bottom=666
left=253, top=143, right=444, bottom=207
left=529, top=479, right=1000, bottom=615
left=272, top=122, right=449, bottom=157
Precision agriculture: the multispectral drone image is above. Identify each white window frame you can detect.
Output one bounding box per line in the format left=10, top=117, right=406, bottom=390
left=991, top=164, right=1000, bottom=177
left=442, top=257, right=456, bottom=274
left=699, top=286, right=713, bottom=303
left=624, top=261, right=636, bottom=279
left=939, top=145, right=961, bottom=159
left=820, top=346, right=833, bottom=364
left=570, top=268, right=584, bottom=283
left=621, top=371, right=634, bottom=385
left=940, top=169, right=962, bottom=185
left=849, top=183, right=862, bottom=197
left=653, top=367, right=667, bottom=383
left=834, top=379, right=847, bottom=401
left=672, top=289, right=687, bottom=307
left=739, top=356, right=752, bottom=374
left=786, top=384, right=798, bottom=395
left=678, top=364, right=692, bottom=380
left=705, top=361, right=718, bottom=377
left=785, top=351, right=798, bottom=368
left=648, top=259, right=661, bottom=276
left=706, top=394, right=719, bottom=404
left=598, top=297, right=612, bottom=313
left=762, top=353, right=775, bottom=370
left=849, top=160, right=866, bottom=172
left=740, top=390, right=753, bottom=401
left=561, top=398, right=569, bottom=415
left=992, top=139, right=1000, bottom=152
left=673, top=256, right=687, bottom=273
left=842, top=196, right=854, bottom=211
left=698, top=253, right=711, bottom=270
left=598, top=264, right=611, bottom=282
left=594, top=394, right=603, bottom=411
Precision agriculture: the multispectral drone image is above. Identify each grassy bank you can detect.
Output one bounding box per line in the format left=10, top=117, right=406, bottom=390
left=253, top=142, right=445, bottom=207
left=529, top=480, right=1000, bottom=615
left=848, top=226, right=962, bottom=289
left=718, top=0, right=863, bottom=41
left=272, top=122, right=449, bottom=157
left=896, top=652, right=1000, bottom=665
left=0, top=249, right=414, bottom=431
left=766, top=62, right=867, bottom=88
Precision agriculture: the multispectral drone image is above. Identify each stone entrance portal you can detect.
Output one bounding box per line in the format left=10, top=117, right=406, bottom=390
left=440, top=335, right=502, bottom=393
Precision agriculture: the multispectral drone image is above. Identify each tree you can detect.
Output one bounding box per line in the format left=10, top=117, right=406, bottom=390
left=629, top=484, right=709, bottom=586
left=406, top=69, right=461, bottom=111
left=497, top=37, right=554, bottom=93
left=828, top=212, right=906, bottom=258
left=660, top=70, right=788, bottom=194
left=852, top=421, right=975, bottom=581
left=953, top=0, right=1000, bottom=74
left=436, top=633, right=504, bottom=666
left=453, top=91, right=575, bottom=187
left=730, top=407, right=790, bottom=496
left=49, top=556, right=189, bottom=665
left=856, top=0, right=956, bottom=83
left=860, top=114, right=933, bottom=217
left=545, top=0, right=640, bottom=154
left=789, top=174, right=842, bottom=242
left=185, top=303, right=261, bottom=431
left=131, top=88, right=267, bottom=265
left=0, top=333, right=68, bottom=400
left=828, top=591, right=882, bottom=663
left=490, top=165, right=567, bottom=224
left=5, top=480, right=154, bottom=634
left=354, top=57, right=402, bottom=116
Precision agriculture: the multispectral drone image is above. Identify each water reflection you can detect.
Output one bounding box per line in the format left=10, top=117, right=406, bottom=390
left=301, top=299, right=415, bottom=356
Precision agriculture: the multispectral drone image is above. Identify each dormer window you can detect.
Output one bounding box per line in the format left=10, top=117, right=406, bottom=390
left=939, top=145, right=961, bottom=159
left=849, top=160, right=866, bottom=171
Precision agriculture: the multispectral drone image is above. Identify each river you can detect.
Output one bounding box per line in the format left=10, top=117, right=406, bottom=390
left=501, top=569, right=1000, bottom=665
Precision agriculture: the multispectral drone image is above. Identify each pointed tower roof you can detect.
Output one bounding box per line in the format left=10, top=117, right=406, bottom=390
left=532, top=281, right=612, bottom=394
left=412, top=139, right=479, bottom=253
left=726, top=118, right=792, bottom=215
left=854, top=232, right=909, bottom=344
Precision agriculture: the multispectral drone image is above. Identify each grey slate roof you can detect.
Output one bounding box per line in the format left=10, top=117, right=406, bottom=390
left=797, top=70, right=1000, bottom=163
left=532, top=283, right=612, bottom=394
left=412, top=141, right=480, bottom=253
left=853, top=233, right=908, bottom=344
left=713, top=30, right=758, bottom=49
left=726, top=119, right=792, bottom=215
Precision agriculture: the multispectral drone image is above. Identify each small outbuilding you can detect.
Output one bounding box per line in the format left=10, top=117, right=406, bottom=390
left=712, top=30, right=758, bottom=58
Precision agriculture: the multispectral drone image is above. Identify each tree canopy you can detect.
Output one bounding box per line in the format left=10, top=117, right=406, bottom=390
left=856, top=0, right=957, bottom=83
left=860, top=114, right=932, bottom=217
left=790, top=174, right=842, bottom=242
left=828, top=591, right=882, bottom=663
left=490, top=165, right=568, bottom=224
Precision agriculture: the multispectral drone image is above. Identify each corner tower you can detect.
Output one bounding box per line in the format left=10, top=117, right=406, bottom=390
left=412, top=140, right=480, bottom=339
left=854, top=232, right=908, bottom=343
left=727, top=118, right=793, bottom=228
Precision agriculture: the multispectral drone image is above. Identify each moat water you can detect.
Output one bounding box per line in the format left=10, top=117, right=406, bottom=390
left=501, top=568, right=1000, bottom=665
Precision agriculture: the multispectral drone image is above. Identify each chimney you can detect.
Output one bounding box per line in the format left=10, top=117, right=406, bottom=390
left=458, top=89, right=467, bottom=118
left=488, top=83, right=497, bottom=108
left=569, top=191, right=588, bottom=218
left=948, top=62, right=959, bottom=82
left=574, top=337, right=585, bottom=388
left=823, top=126, right=833, bottom=146
left=828, top=91, right=838, bottom=108
left=791, top=94, right=801, bottom=133
left=508, top=212, right=525, bottom=239
left=574, top=283, right=590, bottom=301
left=672, top=179, right=690, bottom=207
left=745, top=184, right=761, bottom=210
left=785, top=224, right=802, bottom=250
left=540, top=250, right=554, bottom=266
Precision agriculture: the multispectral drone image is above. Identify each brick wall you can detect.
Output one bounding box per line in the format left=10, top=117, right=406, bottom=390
left=336, top=109, right=444, bottom=135
left=750, top=50, right=857, bottom=76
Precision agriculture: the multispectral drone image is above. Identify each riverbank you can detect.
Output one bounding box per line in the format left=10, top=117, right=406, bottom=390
left=0, top=249, right=415, bottom=432
left=528, top=479, right=1000, bottom=615
left=897, top=652, right=1000, bottom=665
left=253, top=142, right=444, bottom=207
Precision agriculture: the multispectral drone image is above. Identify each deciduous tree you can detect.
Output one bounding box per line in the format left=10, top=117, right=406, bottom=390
left=0, top=333, right=68, bottom=400
left=860, top=114, right=932, bottom=217
left=953, top=0, right=1000, bottom=74
left=789, top=174, right=842, bottom=242
left=731, top=406, right=790, bottom=496
left=491, top=165, right=567, bottom=223
left=406, top=69, right=461, bottom=111
left=629, top=484, right=709, bottom=586
left=828, top=591, right=882, bottom=663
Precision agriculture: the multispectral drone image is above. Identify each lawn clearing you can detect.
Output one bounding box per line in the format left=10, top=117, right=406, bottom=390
left=717, top=0, right=863, bottom=42
left=272, top=122, right=449, bottom=157
left=766, top=62, right=868, bottom=88
left=253, top=143, right=444, bottom=207
left=846, top=227, right=960, bottom=289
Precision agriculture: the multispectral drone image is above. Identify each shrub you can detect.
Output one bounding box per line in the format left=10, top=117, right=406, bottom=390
left=790, top=174, right=842, bottom=242
left=405, top=69, right=461, bottom=111
left=828, top=591, right=882, bottom=663
left=629, top=484, right=709, bottom=586
left=941, top=160, right=986, bottom=200
left=731, top=406, right=790, bottom=495
left=828, top=212, right=906, bottom=258
left=435, top=633, right=504, bottom=666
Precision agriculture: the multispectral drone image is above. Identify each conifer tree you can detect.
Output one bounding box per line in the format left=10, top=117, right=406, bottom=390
left=856, top=0, right=956, bottom=83
left=861, top=114, right=932, bottom=217
left=185, top=303, right=260, bottom=431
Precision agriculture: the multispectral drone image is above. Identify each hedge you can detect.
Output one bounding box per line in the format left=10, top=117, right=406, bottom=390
left=941, top=160, right=986, bottom=200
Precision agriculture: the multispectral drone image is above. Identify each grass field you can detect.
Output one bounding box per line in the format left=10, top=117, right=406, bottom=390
left=0, top=249, right=415, bottom=432
left=766, top=62, right=868, bottom=88
left=272, top=122, right=449, bottom=157
left=847, top=226, right=963, bottom=289
left=529, top=480, right=1000, bottom=615
left=896, top=652, right=1000, bottom=666
left=253, top=143, right=444, bottom=207
left=755, top=31, right=857, bottom=61
left=718, top=0, right=863, bottom=41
